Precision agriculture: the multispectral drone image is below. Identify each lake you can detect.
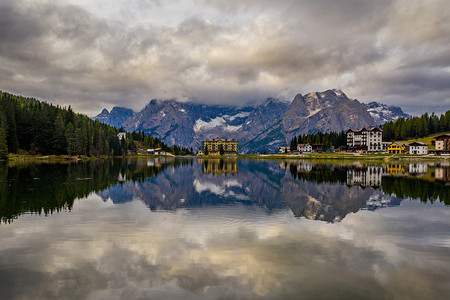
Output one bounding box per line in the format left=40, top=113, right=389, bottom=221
left=0, top=158, right=449, bottom=299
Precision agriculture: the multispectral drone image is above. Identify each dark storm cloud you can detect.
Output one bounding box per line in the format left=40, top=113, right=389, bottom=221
left=0, top=0, right=449, bottom=115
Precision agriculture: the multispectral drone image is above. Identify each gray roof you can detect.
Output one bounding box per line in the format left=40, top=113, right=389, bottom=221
left=409, top=142, right=428, bottom=146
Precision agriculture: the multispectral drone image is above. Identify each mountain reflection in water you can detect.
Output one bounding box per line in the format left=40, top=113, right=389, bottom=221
left=2, top=158, right=447, bottom=224
left=99, top=159, right=449, bottom=223
left=1, top=158, right=450, bottom=300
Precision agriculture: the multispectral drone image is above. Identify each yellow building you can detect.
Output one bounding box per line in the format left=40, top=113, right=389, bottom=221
left=387, top=142, right=409, bottom=154
left=202, top=138, right=238, bottom=155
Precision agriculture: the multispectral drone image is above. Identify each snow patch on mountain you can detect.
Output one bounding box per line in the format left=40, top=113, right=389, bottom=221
left=223, top=112, right=250, bottom=121
left=225, top=124, right=243, bottom=132
left=194, top=117, right=226, bottom=132
left=333, top=89, right=344, bottom=97
left=365, top=102, right=411, bottom=125
left=194, top=116, right=244, bottom=133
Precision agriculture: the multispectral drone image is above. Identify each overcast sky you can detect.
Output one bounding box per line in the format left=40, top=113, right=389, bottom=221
left=1, top=0, right=449, bottom=116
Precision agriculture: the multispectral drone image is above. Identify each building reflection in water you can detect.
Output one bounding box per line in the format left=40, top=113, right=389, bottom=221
left=200, top=158, right=238, bottom=175
left=435, top=165, right=450, bottom=184
left=409, top=163, right=428, bottom=175
left=280, top=161, right=313, bottom=173
left=386, top=163, right=407, bottom=176
left=345, top=162, right=450, bottom=187
left=346, top=165, right=385, bottom=188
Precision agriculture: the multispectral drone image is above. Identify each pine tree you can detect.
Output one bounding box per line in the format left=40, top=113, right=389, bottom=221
left=290, top=136, right=298, bottom=151
left=65, top=123, right=77, bottom=155
left=0, top=114, right=8, bottom=159
left=51, top=113, right=67, bottom=155
left=3, top=98, right=19, bottom=153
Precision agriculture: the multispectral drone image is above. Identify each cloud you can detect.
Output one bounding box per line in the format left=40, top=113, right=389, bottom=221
left=0, top=0, right=449, bottom=116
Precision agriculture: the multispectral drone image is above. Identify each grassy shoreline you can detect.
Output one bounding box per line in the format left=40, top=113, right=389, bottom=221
left=237, top=153, right=449, bottom=162
left=4, top=153, right=168, bottom=162
left=3, top=152, right=449, bottom=163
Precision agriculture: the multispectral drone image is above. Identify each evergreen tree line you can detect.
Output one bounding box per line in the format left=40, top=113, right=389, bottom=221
left=0, top=158, right=178, bottom=223
left=290, top=131, right=347, bottom=151
left=127, top=130, right=194, bottom=155
left=382, top=111, right=450, bottom=141
left=0, top=91, right=193, bottom=158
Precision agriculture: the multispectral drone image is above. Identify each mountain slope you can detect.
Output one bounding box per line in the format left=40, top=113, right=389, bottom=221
left=93, top=89, right=388, bottom=153
left=365, top=102, right=411, bottom=125
left=281, top=89, right=375, bottom=141
left=92, top=107, right=135, bottom=128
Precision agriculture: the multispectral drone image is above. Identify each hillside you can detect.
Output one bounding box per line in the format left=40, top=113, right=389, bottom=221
left=396, top=132, right=450, bottom=150
left=0, top=91, right=183, bottom=158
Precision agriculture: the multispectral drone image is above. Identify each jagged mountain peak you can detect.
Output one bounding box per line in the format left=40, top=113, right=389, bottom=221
left=93, top=106, right=135, bottom=128
left=365, top=101, right=411, bottom=125
left=302, top=88, right=347, bottom=100
left=92, top=89, right=407, bottom=153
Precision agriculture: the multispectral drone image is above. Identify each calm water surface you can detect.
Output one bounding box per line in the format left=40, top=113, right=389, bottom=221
left=0, top=158, right=449, bottom=299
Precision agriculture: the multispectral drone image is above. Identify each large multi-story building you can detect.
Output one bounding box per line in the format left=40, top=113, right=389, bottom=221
left=409, top=142, right=428, bottom=155
left=201, top=138, right=238, bottom=155
left=346, top=127, right=383, bottom=152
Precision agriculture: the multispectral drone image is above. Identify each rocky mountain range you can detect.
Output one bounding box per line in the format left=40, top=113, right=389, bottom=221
left=93, top=89, right=410, bottom=153
left=92, top=106, right=135, bottom=128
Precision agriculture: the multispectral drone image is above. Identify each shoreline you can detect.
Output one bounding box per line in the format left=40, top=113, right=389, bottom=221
left=3, top=152, right=449, bottom=163
left=238, top=153, right=449, bottom=162
left=3, top=154, right=172, bottom=162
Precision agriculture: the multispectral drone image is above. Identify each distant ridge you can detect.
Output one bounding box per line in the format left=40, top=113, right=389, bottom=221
left=92, top=89, right=409, bottom=153
left=92, top=107, right=135, bottom=128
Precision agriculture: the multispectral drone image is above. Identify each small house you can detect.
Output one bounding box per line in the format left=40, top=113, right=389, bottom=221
left=297, top=143, right=312, bottom=153
left=387, top=142, right=409, bottom=154
left=279, top=147, right=291, bottom=154
left=409, top=142, right=428, bottom=155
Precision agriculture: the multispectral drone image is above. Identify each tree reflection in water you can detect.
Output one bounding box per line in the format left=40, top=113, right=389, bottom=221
left=0, top=159, right=448, bottom=223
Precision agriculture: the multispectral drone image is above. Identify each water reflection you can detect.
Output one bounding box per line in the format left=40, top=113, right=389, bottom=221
left=1, top=159, right=449, bottom=224
left=201, top=158, right=239, bottom=175
left=1, top=159, right=450, bottom=299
